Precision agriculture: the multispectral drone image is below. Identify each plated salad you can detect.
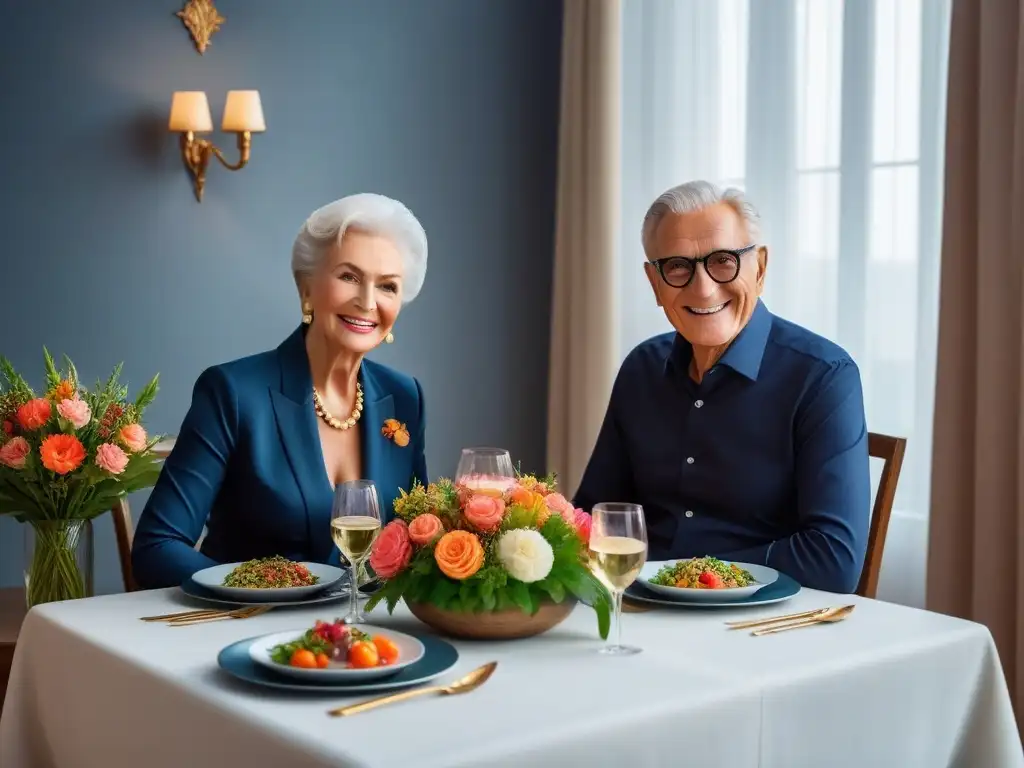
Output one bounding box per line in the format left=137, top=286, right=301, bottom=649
left=222, top=556, right=320, bottom=589
left=649, top=556, right=756, bottom=590
left=268, top=619, right=400, bottom=669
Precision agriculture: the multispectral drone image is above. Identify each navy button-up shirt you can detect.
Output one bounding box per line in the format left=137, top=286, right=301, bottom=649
left=573, top=299, right=871, bottom=593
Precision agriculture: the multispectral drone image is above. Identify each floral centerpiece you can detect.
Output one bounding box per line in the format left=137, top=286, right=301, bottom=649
left=364, top=471, right=612, bottom=639
left=0, top=349, right=164, bottom=607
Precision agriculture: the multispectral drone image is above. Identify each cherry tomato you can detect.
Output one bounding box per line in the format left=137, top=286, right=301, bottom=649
left=315, top=652, right=330, bottom=669
left=372, top=635, right=400, bottom=665
left=290, top=649, right=317, bottom=669
left=348, top=641, right=380, bottom=669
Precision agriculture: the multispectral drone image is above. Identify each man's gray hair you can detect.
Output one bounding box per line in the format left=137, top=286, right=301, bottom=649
left=641, top=180, right=761, bottom=257
left=292, top=193, right=428, bottom=304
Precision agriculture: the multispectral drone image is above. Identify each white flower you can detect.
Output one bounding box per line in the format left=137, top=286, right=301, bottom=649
left=496, top=529, right=554, bottom=583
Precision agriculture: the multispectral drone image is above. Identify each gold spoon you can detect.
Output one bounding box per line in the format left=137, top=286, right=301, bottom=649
left=327, top=661, right=498, bottom=717
left=751, top=605, right=855, bottom=636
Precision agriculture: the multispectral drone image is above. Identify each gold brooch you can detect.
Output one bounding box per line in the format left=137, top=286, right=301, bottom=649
left=381, top=418, right=410, bottom=447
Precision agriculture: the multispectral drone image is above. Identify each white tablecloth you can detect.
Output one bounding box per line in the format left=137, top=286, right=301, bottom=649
left=1, top=587, right=1021, bottom=767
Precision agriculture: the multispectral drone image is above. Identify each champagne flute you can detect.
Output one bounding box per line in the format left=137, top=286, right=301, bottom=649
left=455, top=447, right=516, bottom=495
left=331, top=480, right=382, bottom=624
left=588, top=502, right=648, bottom=655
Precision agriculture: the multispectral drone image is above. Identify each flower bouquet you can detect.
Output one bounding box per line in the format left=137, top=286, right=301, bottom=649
left=0, top=349, right=164, bottom=606
left=363, top=471, right=612, bottom=639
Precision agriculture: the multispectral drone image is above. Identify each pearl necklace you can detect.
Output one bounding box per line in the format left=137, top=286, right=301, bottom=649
left=312, top=383, right=363, bottom=430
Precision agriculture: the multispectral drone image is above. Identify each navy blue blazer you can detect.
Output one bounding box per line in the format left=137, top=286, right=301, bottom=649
left=131, top=325, right=428, bottom=589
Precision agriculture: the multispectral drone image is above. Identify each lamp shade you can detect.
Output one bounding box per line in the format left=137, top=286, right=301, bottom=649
left=168, top=91, right=213, bottom=132
left=222, top=90, right=266, bottom=132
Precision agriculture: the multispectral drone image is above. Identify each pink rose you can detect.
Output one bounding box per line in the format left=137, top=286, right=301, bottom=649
left=118, top=423, right=148, bottom=453
left=369, top=520, right=412, bottom=579
left=408, top=513, right=444, bottom=546
left=0, top=437, right=30, bottom=469
left=544, top=492, right=575, bottom=522
left=463, top=494, right=505, bottom=533
left=572, top=509, right=592, bottom=543
left=95, top=443, right=129, bottom=475
left=57, top=398, right=92, bottom=429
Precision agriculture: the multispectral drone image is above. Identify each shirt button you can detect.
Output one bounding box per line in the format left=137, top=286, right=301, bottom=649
left=694, top=399, right=704, bottom=408
left=686, top=457, right=694, bottom=464
left=685, top=510, right=694, bottom=518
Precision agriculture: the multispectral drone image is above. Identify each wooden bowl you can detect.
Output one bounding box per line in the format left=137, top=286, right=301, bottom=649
left=405, top=599, right=576, bottom=640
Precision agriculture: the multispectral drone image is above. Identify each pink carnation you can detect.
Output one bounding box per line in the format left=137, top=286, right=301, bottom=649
left=408, top=513, right=444, bottom=546
left=0, top=437, right=30, bottom=469
left=118, top=423, right=148, bottom=453
left=369, top=520, right=412, bottom=578
left=57, top=398, right=92, bottom=429
left=464, top=493, right=505, bottom=533
left=572, top=509, right=592, bottom=543
left=95, top=443, right=129, bottom=475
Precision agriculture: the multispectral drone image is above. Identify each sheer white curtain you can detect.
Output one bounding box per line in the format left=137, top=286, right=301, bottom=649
left=620, top=0, right=952, bottom=608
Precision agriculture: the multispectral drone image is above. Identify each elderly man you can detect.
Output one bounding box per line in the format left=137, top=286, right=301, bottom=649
left=573, top=181, right=871, bottom=594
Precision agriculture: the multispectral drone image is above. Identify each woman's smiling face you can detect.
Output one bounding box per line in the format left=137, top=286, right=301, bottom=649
left=304, top=228, right=405, bottom=353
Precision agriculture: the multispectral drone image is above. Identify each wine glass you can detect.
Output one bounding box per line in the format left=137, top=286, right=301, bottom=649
left=454, top=447, right=516, bottom=494
left=331, top=479, right=382, bottom=624
left=588, top=502, right=648, bottom=655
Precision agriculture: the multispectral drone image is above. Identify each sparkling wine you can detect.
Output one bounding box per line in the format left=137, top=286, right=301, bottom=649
left=589, top=536, right=647, bottom=591
left=331, top=516, right=381, bottom=563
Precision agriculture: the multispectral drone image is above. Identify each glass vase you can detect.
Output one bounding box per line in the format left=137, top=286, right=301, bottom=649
left=23, top=519, right=94, bottom=608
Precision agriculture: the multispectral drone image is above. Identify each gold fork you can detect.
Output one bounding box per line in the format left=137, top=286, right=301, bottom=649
left=724, top=607, right=831, bottom=630
left=327, top=662, right=498, bottom=717
left=141, top=608, right=231, bottom=622
left=750, top=605, right=855, bottom=636
left=169, top=606, right=271, bottom=626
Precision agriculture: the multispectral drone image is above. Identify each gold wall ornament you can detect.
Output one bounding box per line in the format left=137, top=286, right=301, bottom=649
left=168, top=91, right=266, bottom=202
left=177, top=0, right=225, bottom=55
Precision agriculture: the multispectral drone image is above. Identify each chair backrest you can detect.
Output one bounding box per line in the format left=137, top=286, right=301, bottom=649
left=110, top=438, right=175, bottom=592
left=856, top=432, right=907, bottom=598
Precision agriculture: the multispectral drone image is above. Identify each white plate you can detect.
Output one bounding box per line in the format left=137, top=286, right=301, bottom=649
left=191, top=562, right=345, bottom=602
left=637, top=560, right=778, bottom=602
left=248, top=625, right=426, bottom=682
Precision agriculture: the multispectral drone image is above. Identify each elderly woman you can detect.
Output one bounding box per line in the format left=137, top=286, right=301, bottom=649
left=131, top=193, right=429, bottom=589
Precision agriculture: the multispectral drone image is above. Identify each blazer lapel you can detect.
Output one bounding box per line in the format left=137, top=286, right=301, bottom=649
left=271, top=326, right=332, bottom=559
left=359, top=364, right=396, bottom=522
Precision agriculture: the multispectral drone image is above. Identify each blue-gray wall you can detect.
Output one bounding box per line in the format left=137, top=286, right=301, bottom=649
left=0, top=0, right=563, bottom=592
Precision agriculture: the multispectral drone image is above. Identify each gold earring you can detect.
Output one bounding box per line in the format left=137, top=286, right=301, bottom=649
left=302, top=303, right=313, bottom=325
left=384, top=332, right=394, bottom=344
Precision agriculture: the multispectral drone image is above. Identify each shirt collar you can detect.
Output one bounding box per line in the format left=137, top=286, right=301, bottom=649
left=664, top=299, right=773, bottom=382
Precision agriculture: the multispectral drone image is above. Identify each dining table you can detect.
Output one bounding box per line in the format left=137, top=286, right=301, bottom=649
left=1, top=583, right=1021, bottom=767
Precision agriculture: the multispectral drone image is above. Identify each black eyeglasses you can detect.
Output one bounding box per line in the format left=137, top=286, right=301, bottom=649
left=648, top=244, right=758, bottom=288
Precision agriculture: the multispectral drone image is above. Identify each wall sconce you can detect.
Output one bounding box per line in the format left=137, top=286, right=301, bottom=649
left=168, top=90, right=266, bottom=202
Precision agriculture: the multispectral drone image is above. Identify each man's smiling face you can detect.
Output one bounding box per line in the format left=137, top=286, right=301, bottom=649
left=644, top=202, right=767, bottom=357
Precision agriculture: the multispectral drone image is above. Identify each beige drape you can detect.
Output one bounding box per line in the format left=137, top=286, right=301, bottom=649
left=546, top=0, right=622, bottom=494
left=928, top=0, right=1024, bottom=727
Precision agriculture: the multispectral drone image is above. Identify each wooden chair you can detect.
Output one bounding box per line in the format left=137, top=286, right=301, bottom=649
left=856, top=432, right=907, bottom=599
left=109, top=437, right=175, bottom=592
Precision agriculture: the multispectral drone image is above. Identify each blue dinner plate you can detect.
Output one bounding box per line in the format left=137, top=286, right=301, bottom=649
left=624, top=570, right=801, bottom=608
left=217, top=632, right=460, bottom=693
left=180, top=576, right=381, bottom=608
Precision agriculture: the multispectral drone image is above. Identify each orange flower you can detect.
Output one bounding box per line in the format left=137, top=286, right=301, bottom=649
left=434, top=530, right=485, bottom=580
left=40, top=434, right=86, bottom=475
left=381, top=418, right=410, bottom=447
left=49, top=380, right=76, bottom=402
left=16, top=398, right=51, bottom=431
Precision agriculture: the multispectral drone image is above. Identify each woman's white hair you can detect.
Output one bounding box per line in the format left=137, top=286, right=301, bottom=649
left=641, top=180, right=761, bottom=256
left=292, top=193, right=428, bottom=303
